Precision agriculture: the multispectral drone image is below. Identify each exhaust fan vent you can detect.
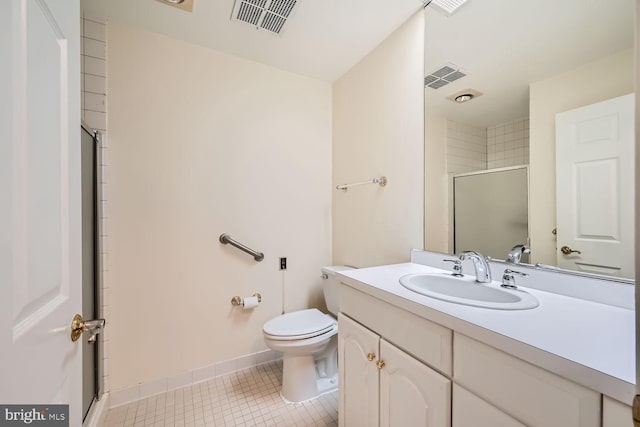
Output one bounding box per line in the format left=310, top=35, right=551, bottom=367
left=425, top=0, right=469, bottom=16
left=232, top=0, right=300, bottom=35
left=424, top=64, right=466, bottom=89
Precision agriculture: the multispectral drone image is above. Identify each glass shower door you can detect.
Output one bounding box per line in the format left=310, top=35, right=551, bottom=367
left=81, top=124, right=99, bottom=420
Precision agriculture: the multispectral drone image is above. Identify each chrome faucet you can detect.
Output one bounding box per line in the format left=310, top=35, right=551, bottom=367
left=458, top=251, right=492, bottom=283
left=506, top=244, right=531, bottom=264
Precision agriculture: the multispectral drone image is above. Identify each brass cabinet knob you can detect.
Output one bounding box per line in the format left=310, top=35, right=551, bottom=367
left=560, top=245, right=582, bottom=255
left=367, top=353, right=376, bottom=361
left=376, top=360, right=386, bottom=370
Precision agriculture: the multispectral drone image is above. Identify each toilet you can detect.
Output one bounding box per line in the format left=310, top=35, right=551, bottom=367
left=263, top=266, right=353, bottom=403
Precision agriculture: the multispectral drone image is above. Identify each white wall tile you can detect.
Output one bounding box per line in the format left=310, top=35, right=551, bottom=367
left=84, top=15, right=106, bottom=24
left=85, top=93, right=106, bottom=112
left=487, top=117, right=529, bottom=167
left=84, top=56, right=106, bottom=77
left=83, top=19, right=106, bottom=42
left=85, top=74, right=106, bottom=95
left=83, top=37, right=106, bottom=59
left=85, top=110, right=106, bottom=130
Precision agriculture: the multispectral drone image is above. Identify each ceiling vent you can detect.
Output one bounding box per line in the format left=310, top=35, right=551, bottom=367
left=424, top=0, right=469, bottom=16
left=424, top=64, right=466, bottom=89
left=232, top=0, right=300, bottom=35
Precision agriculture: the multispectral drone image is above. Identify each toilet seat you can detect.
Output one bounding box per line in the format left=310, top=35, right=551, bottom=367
left=263, top=309, right=336, bottom=341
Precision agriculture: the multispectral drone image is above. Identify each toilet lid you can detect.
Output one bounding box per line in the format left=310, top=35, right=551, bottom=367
left=263, top=308, right=336, bottom=339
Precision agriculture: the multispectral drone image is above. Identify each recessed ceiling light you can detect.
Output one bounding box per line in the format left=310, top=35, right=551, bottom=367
left=446, top=88, right=483, bottom=104
left=154, top=0, right=193, bottom=11
left=455, top=94, right=474, bottom=103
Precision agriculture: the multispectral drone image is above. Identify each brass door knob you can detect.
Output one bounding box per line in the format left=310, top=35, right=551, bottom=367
left=560, top=246, right=582, bottom=255
left=367, top=353, right=376, bottom=362
left=376, top=360, right=385, bottom=370
left=70, top=314, right=105, bottom=343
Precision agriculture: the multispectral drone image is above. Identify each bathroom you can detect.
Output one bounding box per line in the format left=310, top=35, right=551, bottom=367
left=0, top=0, right=636, bottom=426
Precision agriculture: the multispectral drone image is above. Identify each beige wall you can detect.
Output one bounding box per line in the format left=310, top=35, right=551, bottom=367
left=529, top=49, right=634, bottom=265
left=107, top=22, right=332, bottom=390
left=332, top=12, right=425, bottom=267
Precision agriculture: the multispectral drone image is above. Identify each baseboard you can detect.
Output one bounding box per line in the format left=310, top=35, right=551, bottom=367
left=109, top=349, right=281, bottom=408
left=83, top=392, right=110, bottom=427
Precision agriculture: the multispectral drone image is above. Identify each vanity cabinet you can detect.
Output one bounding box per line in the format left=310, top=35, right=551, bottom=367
left=338, top=314, right=451, bottom=427
left=454, top=333, right=601, bottom=427
left=340, top=282, right=607, bottom=427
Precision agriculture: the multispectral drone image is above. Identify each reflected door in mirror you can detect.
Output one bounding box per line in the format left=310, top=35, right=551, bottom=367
left=556, top=94, right=635, bottom=279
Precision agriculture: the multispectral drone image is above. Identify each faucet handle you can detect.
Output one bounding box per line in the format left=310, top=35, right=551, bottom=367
left=443, top=259, right=464, bottom=277
left=501, top=268, right=528, bottom=289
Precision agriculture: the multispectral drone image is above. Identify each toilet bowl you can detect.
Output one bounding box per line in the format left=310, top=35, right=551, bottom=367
left=262, top=266, right=353, bottom=403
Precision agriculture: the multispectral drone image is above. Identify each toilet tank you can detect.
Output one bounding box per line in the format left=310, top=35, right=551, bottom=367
left=321, top=266, right=354, bottom=316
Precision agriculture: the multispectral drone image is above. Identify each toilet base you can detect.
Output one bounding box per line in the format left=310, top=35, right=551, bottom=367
left=281, top=354, right=338, bottom=403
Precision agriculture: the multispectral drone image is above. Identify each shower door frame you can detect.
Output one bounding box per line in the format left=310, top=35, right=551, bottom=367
left=81, top=121, right=105, bottom=419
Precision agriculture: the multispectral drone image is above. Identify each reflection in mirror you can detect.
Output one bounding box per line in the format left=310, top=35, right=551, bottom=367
left=423, top=0, right=635, bottom=279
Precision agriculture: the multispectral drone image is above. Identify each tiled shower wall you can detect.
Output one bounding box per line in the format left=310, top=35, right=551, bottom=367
left=446, top=120, right=487, bottom=174
left=487, top=117, right=529, bottom=169
left=446, top=117, right=529, bottom=174
left=81, top=12, right=110, bottom=393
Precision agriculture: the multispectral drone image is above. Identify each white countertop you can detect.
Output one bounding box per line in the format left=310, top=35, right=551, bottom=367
left=338, top=262, right=636, bottom=404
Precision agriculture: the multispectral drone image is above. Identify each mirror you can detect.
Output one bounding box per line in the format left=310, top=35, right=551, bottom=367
left=423, top=0, right=635, bottom=279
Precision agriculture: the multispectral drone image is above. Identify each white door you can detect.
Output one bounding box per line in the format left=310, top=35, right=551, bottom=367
left=379, top=339, right=451, bottom=427
left=556, top=94, right=635, bottom=278
left=338, top=314, right=380, bottom=427
left=0, top=0, right=82, bottom=424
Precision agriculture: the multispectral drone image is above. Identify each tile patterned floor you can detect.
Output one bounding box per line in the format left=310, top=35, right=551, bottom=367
left=104, top=361, right=339, bottom=427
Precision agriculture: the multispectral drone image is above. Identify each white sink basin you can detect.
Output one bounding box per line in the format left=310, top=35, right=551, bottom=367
left=399, top=273, right=539, bottom=310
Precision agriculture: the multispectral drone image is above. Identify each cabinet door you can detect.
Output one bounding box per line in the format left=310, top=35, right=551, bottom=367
left=379, top=339, right=451, bottom=427
left=339, top=314, right=380, bottom=427
left=603, top=396, right=632, bottom=427
left=453, top=385, right=525, bottom=427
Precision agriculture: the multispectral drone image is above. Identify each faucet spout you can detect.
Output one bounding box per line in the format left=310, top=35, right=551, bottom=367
left=506, top=244, right=531, bottom=264
left=459, top=250, right=492, bottom=283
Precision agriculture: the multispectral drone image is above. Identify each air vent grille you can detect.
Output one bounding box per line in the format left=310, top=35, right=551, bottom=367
left=232, top=0, right=300, bottom=35
left=424, top=64, right=466, bottom=89
left=238, top=2, right=263, bottom=25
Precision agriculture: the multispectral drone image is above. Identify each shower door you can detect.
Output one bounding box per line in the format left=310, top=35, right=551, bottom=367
left=81, top=124, right=101, bottom=420
left=453, top=166, right=529, bottom=261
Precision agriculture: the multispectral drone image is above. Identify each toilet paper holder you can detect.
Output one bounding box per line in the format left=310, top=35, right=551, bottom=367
left=231, top=293, right=262, bottom=307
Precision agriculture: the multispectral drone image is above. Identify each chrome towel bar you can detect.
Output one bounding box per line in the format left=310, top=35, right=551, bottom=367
left=219, top=234, right=264, bottom=262
left=336, top=176, right=387, bottom=192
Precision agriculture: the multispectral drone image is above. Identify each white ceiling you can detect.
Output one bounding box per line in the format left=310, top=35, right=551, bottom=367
left=81, top=0, right=424, bottom=82
left=425, top=0, right=635, bottom=128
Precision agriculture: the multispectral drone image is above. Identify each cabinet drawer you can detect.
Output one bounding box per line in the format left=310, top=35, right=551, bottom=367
left=454, top=333, right=600, bottom=427
left=340, top=284, right=452, bottom=375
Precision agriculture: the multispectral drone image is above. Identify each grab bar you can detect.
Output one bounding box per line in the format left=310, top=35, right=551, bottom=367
left=219, top=234, right=264, bottom=262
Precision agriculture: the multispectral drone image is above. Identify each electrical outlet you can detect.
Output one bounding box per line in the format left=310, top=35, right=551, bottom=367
left=280, top=257, right=287, bottom=270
